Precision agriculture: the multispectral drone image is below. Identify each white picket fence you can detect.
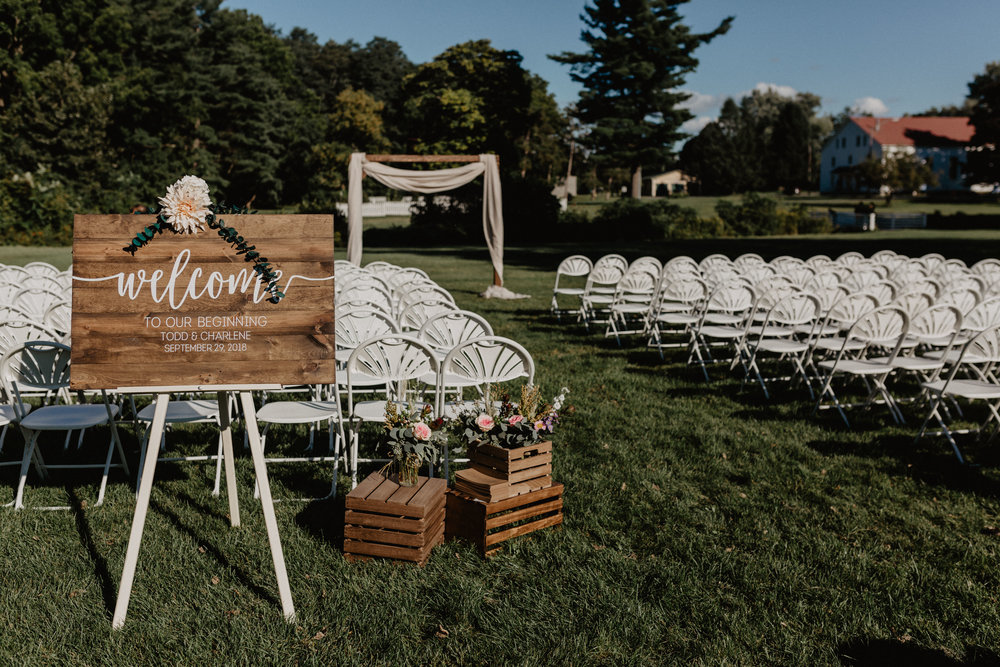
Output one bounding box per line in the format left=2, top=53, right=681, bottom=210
left=334, top=198, right=414, bottom=218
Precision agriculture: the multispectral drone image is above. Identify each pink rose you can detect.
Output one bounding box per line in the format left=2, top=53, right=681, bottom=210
left=412, top=422, right=432, bottom=441
left=475, top=413, right=495, bottom=431
left=508, top=415, right=524, bottom=426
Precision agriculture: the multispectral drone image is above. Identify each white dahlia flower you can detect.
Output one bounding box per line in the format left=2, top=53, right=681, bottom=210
left=158, top=175, right=211, bottom=234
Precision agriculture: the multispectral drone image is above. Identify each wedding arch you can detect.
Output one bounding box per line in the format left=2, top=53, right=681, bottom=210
left=347, top=152, right=504, bottom=286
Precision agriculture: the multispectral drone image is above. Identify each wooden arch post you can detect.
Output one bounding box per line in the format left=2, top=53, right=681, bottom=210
left=363, top=154, right=502, bottom=286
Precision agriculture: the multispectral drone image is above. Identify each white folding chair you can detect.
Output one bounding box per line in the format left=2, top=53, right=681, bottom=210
left=646, top=276, right=709, bottom=358
left=688, top=281, right=755, bottom=381
left=551, top=255, right=592, bottom=322
left=133, top=396, right=224, bottom=495
left=437, top=336, right=535, bottom=478
left=741, top=291, right=821, bottom=399
left=2, top=341, right=128, bottom=509
left=344, top=335, right=438, bottom=487
left=813, top=305, right=909, bottom=428
left=606, top=270, right=658, bottom=345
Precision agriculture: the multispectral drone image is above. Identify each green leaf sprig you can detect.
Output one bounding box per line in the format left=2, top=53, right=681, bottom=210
left=121, top=201, right=285, bottom=303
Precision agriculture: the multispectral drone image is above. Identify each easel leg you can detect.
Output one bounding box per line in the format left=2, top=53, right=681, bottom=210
left=112, top=392, right=170, bottom=630
left=238, top=391, right=295, bottom=622
left=217, top=391, right=241, bottom=527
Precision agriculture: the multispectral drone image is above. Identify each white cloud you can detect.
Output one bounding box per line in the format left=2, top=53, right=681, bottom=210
left=680, top=116, right=714, bottom=134
left=750, top=82, right=798, bottom=98
left=678, top=91, right=718, bottom=114
left=851, top=96, right=889, bottom=115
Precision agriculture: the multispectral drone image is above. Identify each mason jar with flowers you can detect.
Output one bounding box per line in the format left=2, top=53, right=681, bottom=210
left=381, top=401, right=446, bottom=486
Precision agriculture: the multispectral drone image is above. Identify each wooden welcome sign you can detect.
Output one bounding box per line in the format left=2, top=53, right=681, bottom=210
left=70, top=214, right=336, bottom=390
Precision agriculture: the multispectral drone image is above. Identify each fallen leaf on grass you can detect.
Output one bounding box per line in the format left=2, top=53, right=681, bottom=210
left=434, top=624, right=449, bottom=639
left=621, top=482, right=627, bottom=491
left=211, top=576, right=220, bottom=585
left=592, top=544, right=605, bottom=551
left=983, top=525, right=1000, bottom=537
left=68, top=589, right=86, bottom=598
left=725, top=546, right=734, bottom=553
left=739, top=493, right=747, bottom=499
left=225, top=609, right=240, bottom=616
left=312, top=631, right=325, bottom=641
left=198, top=546, right=207, bottom=554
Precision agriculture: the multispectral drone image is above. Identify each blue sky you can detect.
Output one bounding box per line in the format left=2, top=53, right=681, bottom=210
left=224, top=0, right=998, bottom=134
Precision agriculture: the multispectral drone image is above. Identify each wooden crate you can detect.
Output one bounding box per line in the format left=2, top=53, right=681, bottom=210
left=445, top=482, right=563, bottom=557
left=470, top=440, right=552, bottom=484
left=344, top=472, right=446, bottom=566
left=454, top=440, right=553, bottom=502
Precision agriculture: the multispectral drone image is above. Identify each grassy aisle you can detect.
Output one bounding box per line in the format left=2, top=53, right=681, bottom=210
left=1, top=240, right=1000, bottom=663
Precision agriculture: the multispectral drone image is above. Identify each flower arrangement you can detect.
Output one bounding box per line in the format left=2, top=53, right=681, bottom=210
left=454, top=385, right=569, bottom=450
left=382, top=401, right=447, bottom=486
left=122, top=175, right=285, bottom=303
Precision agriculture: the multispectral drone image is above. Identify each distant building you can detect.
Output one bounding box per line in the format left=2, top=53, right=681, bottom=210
left=646, top=169, right=694, bottom=197
left=819, top=116, right=974, bottom=193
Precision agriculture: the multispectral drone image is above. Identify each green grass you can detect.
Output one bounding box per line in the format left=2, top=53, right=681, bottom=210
left=570, top=193, right=1000, bottom=219
left=4, top=237, right=1000, bottom=663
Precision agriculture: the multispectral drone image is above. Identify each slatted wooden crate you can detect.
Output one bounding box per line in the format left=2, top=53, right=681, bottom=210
left=445, top=482, right=563, bottom=557
left=344, top=472, right=446, bottom=566
left=454, top=440, right=553, bottom=502
left=470, top=440, right=552, bottom=484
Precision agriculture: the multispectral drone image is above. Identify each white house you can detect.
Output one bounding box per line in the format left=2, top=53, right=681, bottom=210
left=819, top=116, right=974, bottom=193
left=646, top=169, right=694, bottom=196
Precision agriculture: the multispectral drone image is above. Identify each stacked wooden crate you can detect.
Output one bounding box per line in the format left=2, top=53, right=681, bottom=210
left=344, top=472, right=446, bottom=566
left=445, top=482, right=564, bottom=557
left=453, top=440, right=553, bottom=502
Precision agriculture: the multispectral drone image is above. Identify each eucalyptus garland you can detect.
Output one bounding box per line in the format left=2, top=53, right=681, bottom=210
left=122, top=201, right=285, bottom=304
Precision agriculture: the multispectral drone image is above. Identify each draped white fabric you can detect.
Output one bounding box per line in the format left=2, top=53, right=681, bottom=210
left=346, top=153, right=504, bottom=284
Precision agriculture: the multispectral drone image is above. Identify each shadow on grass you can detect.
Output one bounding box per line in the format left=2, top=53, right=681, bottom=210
left=294, top=495, right=345, bottom=551
left=68, top=486, right=116, bottom=619
left=838, top=638, right=999, bottom=666
left=149, top=495, right=278, bottom=606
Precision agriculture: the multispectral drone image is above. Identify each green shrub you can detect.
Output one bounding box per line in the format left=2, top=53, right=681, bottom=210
left=0, top=168, right=77, bottom=245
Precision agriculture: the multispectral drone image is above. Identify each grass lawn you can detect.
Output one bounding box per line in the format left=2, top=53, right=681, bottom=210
left=570, top=193, right=1000, bottom=220
left=3, top=235, right=1000, bottom=663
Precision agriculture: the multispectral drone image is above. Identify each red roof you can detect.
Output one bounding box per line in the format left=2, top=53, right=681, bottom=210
left=853, top=116, right=973, bottom=147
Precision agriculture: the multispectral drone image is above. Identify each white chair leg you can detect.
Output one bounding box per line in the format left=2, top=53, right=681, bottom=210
left=11, top=431, right=40, bottom=510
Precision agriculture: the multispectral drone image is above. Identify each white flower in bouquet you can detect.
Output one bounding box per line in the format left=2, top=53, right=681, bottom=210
left=158, top=175, right=212, bottom=234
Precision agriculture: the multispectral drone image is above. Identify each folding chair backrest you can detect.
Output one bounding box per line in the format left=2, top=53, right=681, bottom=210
left=919, top=253, right=946, bottom=273
left=664, top=256, right=700, bottom=274
left=938, top=287, right=981, bottom=316
left=861, top=280, right=897, bottom=306
left=398, top=299, right=458, bottom=331
left=699, top=254, right=732, bottom=273
left=614, top=271, right=657, bottom=303
left=0, top=319, right=61, bottom=356
left=937, top=324, right=1000, bottom=384
left=702, top=283, right=755, bottom=320
left=337, top=283, right=393, bottom=312
left=0, top=340, right=71, bottom=418
left=892, top=291, right=933, bottom=319
left=584, top=265, right=624, bottom=292
left=398, top=284, right=455, bottom=309
left=836, top=251, right=865, bottom=266
left=629, top=256, right=662, bottom=275
left=845, top=305, right=908, bottom=350
left=842, top=270, right=881, bottom=292
left=971, top=258, right=1000, bottom=279
left=336, top=309, right=400, bottom=350
left=962, top=296, right=1000, bottom=333
left=908, top=304, right=962, bottom=345
left=806, top=271, right=842, bottom=290
left=345, top=335, right=438, bottom=400
left=806, top=255, right=834, bottom=270
left=824, top=293, right=879, bottom=328
left=764, top=291, right=821, bottom=328
left=593, top=254, right=628, bottom=273
left=13, top=287, right=67, bottom=321
left=42, top=301, right=72, bottom=339
left=555, top=255, right=593, bottom=281
left=418, top=310, right=493, bottom=354
left=654, top=277, right=708, bottom=313
left=810, top=285, right=849, bottom=313
left=733, top=253, right=766, bottom=270
left=779, top=266, right=815, bottom=288
left=440, top=336, right=535, bottom=398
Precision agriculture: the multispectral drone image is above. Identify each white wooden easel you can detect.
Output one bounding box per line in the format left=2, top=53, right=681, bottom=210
left=111, top=385, right=295, bottom=629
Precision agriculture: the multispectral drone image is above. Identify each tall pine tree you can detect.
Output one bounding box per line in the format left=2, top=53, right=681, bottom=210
left=552, top=0, right=731, bottom=197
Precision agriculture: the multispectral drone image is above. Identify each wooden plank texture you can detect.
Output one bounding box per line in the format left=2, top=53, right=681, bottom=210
left=70, top=214, right=335, bottom=390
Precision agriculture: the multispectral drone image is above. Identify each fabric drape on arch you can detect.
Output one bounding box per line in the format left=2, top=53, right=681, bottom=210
left=346, top=152, right=504, bottom=285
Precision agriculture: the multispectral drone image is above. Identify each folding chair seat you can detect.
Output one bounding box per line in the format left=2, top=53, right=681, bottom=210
left=2, top=341, right=127, bottom=509
left=814, top=305, right=909, bottom=428
left=550, top=255, right=592, bottom=322
left=253, top=384, right=346, bottom=499
left=134, top=396, right=224, bottom=495
left=917, top=324, right=1000, bottom=463
left=740, top=291, right=821, bottom=399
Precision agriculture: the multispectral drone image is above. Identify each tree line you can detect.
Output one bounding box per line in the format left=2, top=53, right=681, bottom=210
left=0, top=0, right=573, bottom=242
